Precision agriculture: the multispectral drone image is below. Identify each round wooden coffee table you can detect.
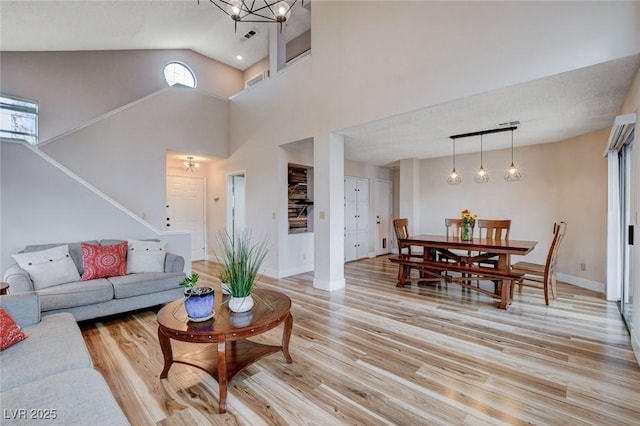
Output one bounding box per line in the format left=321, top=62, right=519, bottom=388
left=157, top=288, right=293, bottom=414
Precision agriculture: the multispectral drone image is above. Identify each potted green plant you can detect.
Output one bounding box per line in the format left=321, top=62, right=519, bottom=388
left=219, top=265, right=232, bottom=295
left=217, top=229, right=269, bottom=313
left=180, top=272, right=215, bottom=322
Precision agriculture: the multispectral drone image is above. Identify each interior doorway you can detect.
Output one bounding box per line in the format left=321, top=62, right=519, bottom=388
left=227, top=172, right=246, bottom=241
left=166, top=175, right=206, bottom=261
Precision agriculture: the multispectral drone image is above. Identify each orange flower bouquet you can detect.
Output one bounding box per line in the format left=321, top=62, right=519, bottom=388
left=460, top=209, right=477, bottom=225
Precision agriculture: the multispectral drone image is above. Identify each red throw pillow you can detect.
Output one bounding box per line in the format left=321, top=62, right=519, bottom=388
left=81, top=241, right=128, bottom=281
left=0, top=308, right=28, bottom=351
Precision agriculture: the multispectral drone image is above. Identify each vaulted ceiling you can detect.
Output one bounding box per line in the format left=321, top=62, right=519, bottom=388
left=0, top=0, right=311, bottom=71
left=1, top=1, right=638, bottom=166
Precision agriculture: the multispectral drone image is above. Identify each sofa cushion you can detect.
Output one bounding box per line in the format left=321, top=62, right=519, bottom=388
left=22, top=241, right=98, bottom=275
left=0, top=308, right=28, bottom=351
left=108, top=272, right=185, bottom=299
left=127, top=239, right=167, bottom=273
left=81, top=242, right=128, bottom=280
left=37, top=279, right=114, bottom=311
left=12, top=245, right=81, bottom=290
left=0, top=368, right=129, bottom=425
left=0, top=313, right=93, bottom=391
left=0, top=294, right=41, bottom=328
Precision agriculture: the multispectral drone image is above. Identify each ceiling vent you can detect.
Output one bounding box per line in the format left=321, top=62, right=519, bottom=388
left=498, top=120, right=520, bottom=127
left=240, top=29, right=257, bottom=42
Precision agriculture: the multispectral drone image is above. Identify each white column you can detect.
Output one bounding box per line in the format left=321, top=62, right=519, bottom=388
left=269, top=24, right=286, bottom=75
left=398, top=158, right=421, bottom=234
left=313, top=132, right=345, bottom=291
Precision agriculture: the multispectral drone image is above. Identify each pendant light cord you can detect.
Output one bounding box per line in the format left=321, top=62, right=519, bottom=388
left=510, top=129, right=514, bottom=163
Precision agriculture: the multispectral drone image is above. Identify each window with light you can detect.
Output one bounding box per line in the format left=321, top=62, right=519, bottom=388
left=163, top=62, right=197, bottom=88
left=0, top=94, right=39, bottom=145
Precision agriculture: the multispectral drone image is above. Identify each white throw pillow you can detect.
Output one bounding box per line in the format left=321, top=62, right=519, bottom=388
left=12, top=245, right=81, bottom=290
left=127, top=240, right=167, bottom=273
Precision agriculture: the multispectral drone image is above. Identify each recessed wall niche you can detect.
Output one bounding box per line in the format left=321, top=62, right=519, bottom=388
left=288, top=164, right=313, bottom=234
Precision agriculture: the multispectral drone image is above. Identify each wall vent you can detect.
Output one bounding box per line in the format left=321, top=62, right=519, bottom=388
left=245, top=70, right=269, bottom=88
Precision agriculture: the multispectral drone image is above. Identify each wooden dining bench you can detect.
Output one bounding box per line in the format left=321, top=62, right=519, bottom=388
left=389, top=254, right=525, bottom=308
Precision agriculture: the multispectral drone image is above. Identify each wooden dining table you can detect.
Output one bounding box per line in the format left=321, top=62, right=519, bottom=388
left=390, top=234, right=538, bottom=309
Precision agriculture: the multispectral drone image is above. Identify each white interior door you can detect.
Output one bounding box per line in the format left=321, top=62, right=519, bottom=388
left=344, top=176, right=370, bottom=261
left=375, top=179, right=392, bottom=256
left=167, top=175, right=206, bottom=261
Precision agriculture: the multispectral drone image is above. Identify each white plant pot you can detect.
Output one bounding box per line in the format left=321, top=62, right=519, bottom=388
left=228, top=294, right=254, bottom=313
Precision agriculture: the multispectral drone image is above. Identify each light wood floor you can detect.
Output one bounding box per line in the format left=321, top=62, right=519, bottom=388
left=81, top=256, right=640, bottom=425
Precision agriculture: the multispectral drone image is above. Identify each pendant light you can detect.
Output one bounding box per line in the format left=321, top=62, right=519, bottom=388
left=184, top=156, right=200, bottom=172
left=504, top=129, right=521, bottom=182
left=474, top=134, right=489, bottom=183
left=447, top=137, right=461, bottom=185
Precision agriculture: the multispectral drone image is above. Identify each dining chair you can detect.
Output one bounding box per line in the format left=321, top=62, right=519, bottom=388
left=445, top=218, right=463, bottom=238
left=477, top=219, right=511, bottom=240
left=473, top=219, right=511, bottom=290
left=511, top=221, right=567, bottom=305
left=393, top=218, right=425, bottom=255
left=392, top=218, right=431, bottom=283
left=393, top=218, right=412, bottom=255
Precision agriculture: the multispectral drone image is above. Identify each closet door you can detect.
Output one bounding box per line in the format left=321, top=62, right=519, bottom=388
left=344, top=177, right=370, bottom=261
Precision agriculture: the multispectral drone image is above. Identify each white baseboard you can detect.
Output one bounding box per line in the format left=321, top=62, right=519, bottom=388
left=313, top=277, right=346, bottom=291
left=275, top=263, right=314, bottom=278
left=556, top=273, right=604, bottom=293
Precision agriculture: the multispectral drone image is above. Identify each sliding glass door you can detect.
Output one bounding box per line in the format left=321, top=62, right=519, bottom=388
left=619, top=140, right=634, bottom=328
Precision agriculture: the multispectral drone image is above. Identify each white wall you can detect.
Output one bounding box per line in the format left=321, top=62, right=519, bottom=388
left=1, top=142, right=191, bottom=274
left=0, top=50, right=242, bottom=142
left=41, top=88, right=229, bottom=230
left=310, top=2, right=640, bottom=137
left=0, top=50, right=231, bottom=276
left=225, top=1, right=640, bottom=289
left=417, top=130, right=608, bottom=290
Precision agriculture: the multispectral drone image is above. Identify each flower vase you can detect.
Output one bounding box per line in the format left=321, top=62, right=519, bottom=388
left=228, top=294, right=254, bottom=313
left=183, top=287, right=215, bottom=322
left=462, top=222, right=472, bottom=241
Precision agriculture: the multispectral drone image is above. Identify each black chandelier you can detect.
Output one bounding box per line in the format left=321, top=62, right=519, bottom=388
left=448, top=124, right=521, bottom=184
left=199, top=0, right=301, bottom=32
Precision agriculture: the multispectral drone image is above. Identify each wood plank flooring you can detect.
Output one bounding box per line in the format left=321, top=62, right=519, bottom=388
left=80, top=256, right=640, bottom=425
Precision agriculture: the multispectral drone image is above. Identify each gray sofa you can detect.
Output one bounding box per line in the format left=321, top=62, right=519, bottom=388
left=0, top=294, right=129, bottom=425
left=3, top=240, right=186, bottom=321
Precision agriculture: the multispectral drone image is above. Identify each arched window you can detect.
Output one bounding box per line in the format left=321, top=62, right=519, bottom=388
left=163, top=62, right=196, bottom=88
